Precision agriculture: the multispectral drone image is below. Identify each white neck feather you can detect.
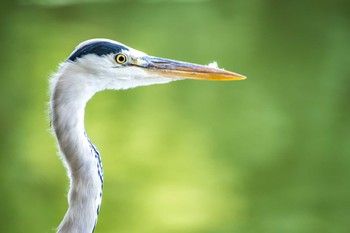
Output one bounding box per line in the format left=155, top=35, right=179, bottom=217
left=50, top=63, right=104, bottom=233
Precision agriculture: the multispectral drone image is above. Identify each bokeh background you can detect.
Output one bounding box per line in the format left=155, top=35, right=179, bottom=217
left=1, top=0, right=349, bottom=232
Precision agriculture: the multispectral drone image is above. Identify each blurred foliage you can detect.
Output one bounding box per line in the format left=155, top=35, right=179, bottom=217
left=0, top=0, right=350, bottom=233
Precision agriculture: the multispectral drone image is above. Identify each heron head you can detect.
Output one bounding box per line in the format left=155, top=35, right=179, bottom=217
left=62, top=38, right=245, bottom=91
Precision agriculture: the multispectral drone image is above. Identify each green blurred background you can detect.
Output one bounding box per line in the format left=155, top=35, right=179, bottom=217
left=1, top=0, right=349, bottom=232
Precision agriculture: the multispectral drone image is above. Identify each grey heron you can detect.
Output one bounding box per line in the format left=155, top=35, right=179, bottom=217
left=50, top=38, right=245, bottom=233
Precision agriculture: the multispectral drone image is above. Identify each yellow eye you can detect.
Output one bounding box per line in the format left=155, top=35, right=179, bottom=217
left=115, top=53, right=127, bottom=64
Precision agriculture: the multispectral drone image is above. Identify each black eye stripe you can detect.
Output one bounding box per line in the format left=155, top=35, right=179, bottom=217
left=68, top=41, right=129, bottom=61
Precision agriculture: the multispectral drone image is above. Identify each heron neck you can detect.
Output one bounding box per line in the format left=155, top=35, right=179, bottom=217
left=51, top=73, right=103, bottom=233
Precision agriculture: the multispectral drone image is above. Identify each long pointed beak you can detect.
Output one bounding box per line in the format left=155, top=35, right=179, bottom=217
left=135, top=56, right=246, bottom=81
